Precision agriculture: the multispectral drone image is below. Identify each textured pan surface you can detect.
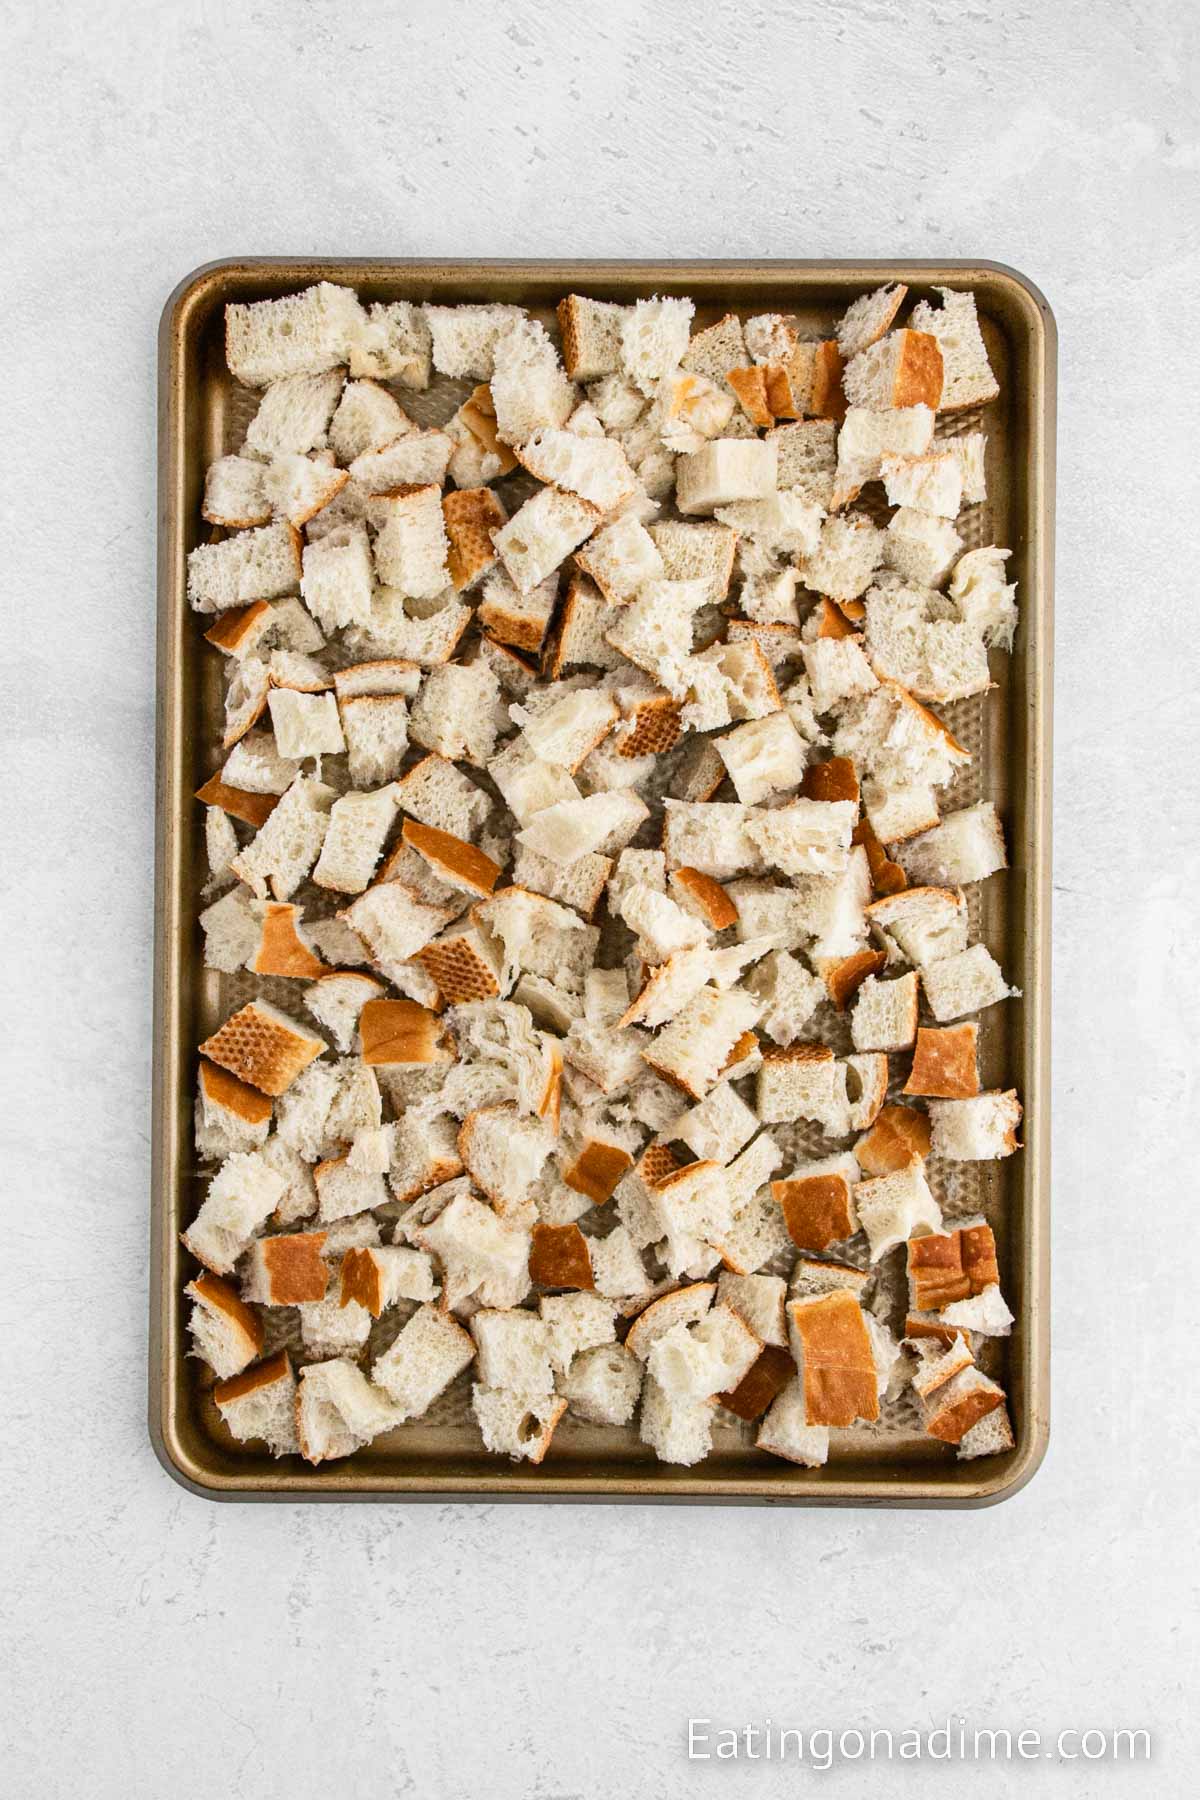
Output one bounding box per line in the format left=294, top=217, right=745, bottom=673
left=152, top=260, right=1054, bottom=1503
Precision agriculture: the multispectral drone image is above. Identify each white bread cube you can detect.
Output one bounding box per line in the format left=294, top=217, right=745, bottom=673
left=866, top=886, right=968, bottom=968
left=229, top=776, right=335, bottom=901
left=583, top=1225, right=648, bottom=1300
left=213, top=1352, right=298, bottom=1457
left=649, top=519, right=738, bottom=601
left=756, top=1379, right=830, bottom=1466
left=715, top=490, right=823, bottom=557
left=300, top=524, right=374, bottom=633
left=884, top=508, right=963, bottom=587
left=854, top=1162, right=942, bottom=1261
left=371, top=1302, right=476, bottom=1420
left=909, top=287, right=999, bottom=411
left=226, top=284, right=362, bottom=387
left=603, top=577, right=709, bottom=694
left=340, top=882, right=458, bottom=980
left=470, top=1308, right=554, bottom=1396
left=424, top=303, right=525, bottom=378
left=414, top=1191, right=532, bottom=1311
left=832, top=681, right=969, bottom=790
left=957, top=1402, right=1015, bottom=1460
left=557, top=294, right=628, bottom=380
left=647, top=1305, right=759, bottom=1400
left=221, top=730, right=300, bottom=794
left=219, top=655, right=276, bottom=745
left=347, top=300, right=432, bottom=387
left=202, top=455, right=270, bottom=528
left=340, top=694, right=409, bottom=786
left=619, top=294, right=695, bottom=392
left=409, top=661, right=501, bottom=766
left=862, top=778, right=939, bottom=845
left=295, top=1359, right=399, bottom=1465
left=266, top=690, right=345, bottom=761
left=560, top=1342, right=643, bottom=1426
left=472, top=1386, right=567, bottom=1462
left=743, top=949, right=825, bottom=1046
left=185, top=1272, right=264, bottom=1377
left=676, top=438, right=778, bottom=514
left=942, top=1285, right=1016, bottom=1337
left=314, top=1155, right=388, bottom=1223
left=900, top=802, right=1007, bottom=886
left=490, top=318, right=576, bottom=446
left=517, top=688, right=618, bottom=771
left=921, top=944, right=1015, bottom=1022
left=949, top=545, right=1017, bottom=648
left=662, top=799, right=765, bottom=880
left=850, top=971, right=919, bottom=1052
left=396, top=754, right=491, bottom=839
left=928, top=1090, right=1022, bottom=1161
left=740, top=568, right=800, bottom=626
left=458, top=1105, right=555, bottom=1213
left=187, top=521, right=302, bottom=614
left=347, top=591, right=470, bottom=666
left=801, top=637, right=879, bottom=713
left=881, top=449, right=963, bottom=517
left=745, top=798, right=857, bottom=877
left=842, top=329, right=943, bottom=412
left=488, top=743, right=579, bottom=826
left=668, top=1080, right=759, bottom=1164
left=681, top=311, right=747, bottom=383
left=478, top=567, right=558, bottom=652
left=837, top=283, right=908, bottom=359
left=243, top=369, right=345, bottom=457
left=767, top=419, right=837, bottom=504
left=181, top=1151, right=286, bottom=1274
left=372, top=485, right=449, bottom=599
left=493, top=486, right=600, bottom=593
left=353, top=429, right=453, bottom=494
left=517, top=425, right=636, bottom=510
left=832, top=403, right=934, bottom=505
left=715, top=710, right=808, bottom=805
left=516, top=791, right=648, bottom=866
left=717, top=1272, right=787, bottom=1348
left=575, top=511, right=664, bottom=602
left=539, top=1291, right=618, bottom=1372
left=643, top=984, right=761, bottom=1101
left=261, top=454, right=348, bottom=528
left=328, top=378, right=409, bottom=462
left=803, top=515, right=885, bottom=601
left=312, top=786, right=399, bottom=894
left=618, top=884, right=708, bottom=963
left=794, top=847, right=873, bottom=961
left=756, top=1045, right=847, bottom=1132
left=639, top=1373, right=713, bottom=1465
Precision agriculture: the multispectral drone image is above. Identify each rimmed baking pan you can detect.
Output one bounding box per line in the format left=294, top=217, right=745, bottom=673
left=152, top=259, right=1054, bottom=1503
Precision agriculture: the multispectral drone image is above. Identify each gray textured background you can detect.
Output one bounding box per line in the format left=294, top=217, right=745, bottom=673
left=3, top=1, right=1197, bottom=1794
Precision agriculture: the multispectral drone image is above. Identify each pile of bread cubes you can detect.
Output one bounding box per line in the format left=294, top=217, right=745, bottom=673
left=184, top=276, right=1023, bottom=1472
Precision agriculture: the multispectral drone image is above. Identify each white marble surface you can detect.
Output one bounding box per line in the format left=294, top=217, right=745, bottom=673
left=3, top=1, right=1198, bottom=1794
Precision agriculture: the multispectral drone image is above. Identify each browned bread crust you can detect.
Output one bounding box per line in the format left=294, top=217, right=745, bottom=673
left=529, top=1222, right=595, bottom=1290
left=200, top=1001, right=326, bottom=1096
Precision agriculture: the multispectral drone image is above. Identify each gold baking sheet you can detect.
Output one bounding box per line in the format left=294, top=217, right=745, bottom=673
left=152, top=260, right=1054, bottom=1503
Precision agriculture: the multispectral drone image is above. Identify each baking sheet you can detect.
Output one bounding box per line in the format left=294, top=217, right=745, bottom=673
left=152, top=260, right=1054, bottom=1503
